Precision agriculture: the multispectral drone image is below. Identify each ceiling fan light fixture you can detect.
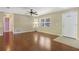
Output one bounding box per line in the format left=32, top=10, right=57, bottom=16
left=26, top=9, right=38, bottom=16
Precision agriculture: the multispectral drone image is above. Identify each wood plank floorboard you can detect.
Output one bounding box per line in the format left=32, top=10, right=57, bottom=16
left=0, top=32, right=79, bottom=51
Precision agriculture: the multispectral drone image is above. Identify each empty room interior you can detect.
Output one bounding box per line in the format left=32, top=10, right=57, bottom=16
left=0, top=7, right=79, bottom=51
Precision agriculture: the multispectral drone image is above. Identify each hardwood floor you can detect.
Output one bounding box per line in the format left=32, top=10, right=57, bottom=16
left=13, top=32, right=58, bottom=51
left=0, top=32, right=79, bottom=51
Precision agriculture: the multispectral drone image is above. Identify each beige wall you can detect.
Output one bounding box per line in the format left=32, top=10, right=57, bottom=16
left=77, top=8, right=79, bottom=39
left=37, top=8, right=78, bottom=39
left=37, top=12, right=62, bottom=35
left=0, top=12, right=34, bottom=35
left=0, top=12, right=4, bottom=35
left=14, top=14, right=34, bottom=33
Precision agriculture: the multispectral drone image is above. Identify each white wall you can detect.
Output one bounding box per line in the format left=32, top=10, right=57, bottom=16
left=14, top=14, right=34, bottom=34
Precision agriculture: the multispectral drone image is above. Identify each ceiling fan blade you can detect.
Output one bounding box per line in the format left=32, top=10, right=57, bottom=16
left=33, top=11, right=37, bottom=13
left=25, top=12, right=30, bottom=14
left=34, top=13, right=38, bottom=15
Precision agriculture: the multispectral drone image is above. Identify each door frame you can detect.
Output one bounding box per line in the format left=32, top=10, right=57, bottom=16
left=62, top=11, right=77, bottom=39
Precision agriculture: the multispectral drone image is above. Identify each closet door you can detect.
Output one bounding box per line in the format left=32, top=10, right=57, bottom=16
left=62, top=11, right=77, bottom=39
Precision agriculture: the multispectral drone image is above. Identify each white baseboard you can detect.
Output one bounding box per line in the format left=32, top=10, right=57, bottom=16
left=0, top=30, right=34, bottom=36
left=0, top=30, right=62, bottom=37
left=14, top=30, right=34, bottom=34
left=37, top=30, right=61, bottom=36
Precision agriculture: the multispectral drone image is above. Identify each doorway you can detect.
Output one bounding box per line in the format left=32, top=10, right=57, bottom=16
left=62, top=11, right=77, bottom=39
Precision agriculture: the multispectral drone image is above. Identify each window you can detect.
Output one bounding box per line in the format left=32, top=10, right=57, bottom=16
left=40, top=19, right=44, bottom=27
left=40, top=18, right=51, bottom=27
left=45, top=18, right=50, bottom=27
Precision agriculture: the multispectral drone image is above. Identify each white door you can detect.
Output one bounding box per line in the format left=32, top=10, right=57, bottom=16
left=62, top=11, right=77, bottom=39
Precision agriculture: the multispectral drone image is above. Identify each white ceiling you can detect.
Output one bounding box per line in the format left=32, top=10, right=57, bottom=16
left=0, top=7, right=71, bottom=16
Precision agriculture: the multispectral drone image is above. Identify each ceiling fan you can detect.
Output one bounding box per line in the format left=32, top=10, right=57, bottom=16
left=26, top=9, right=38, bottom=16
